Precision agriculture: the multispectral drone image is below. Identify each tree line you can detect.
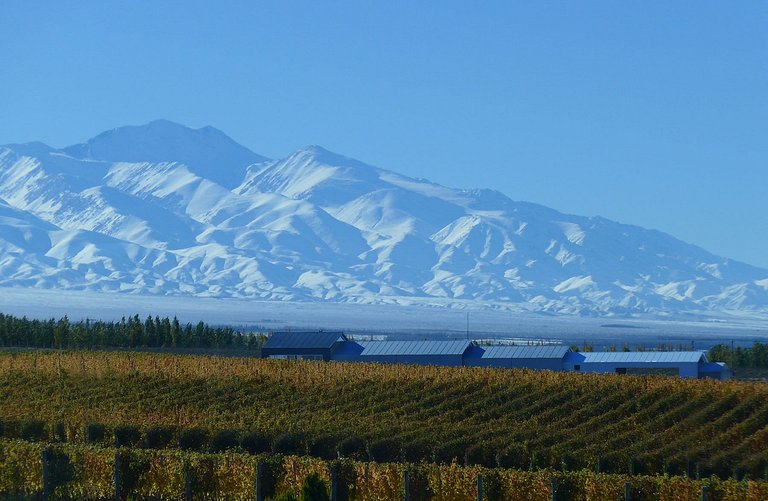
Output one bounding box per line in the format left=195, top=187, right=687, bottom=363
left=707, top=342, right=768, bottom=368
left=0, top=312, right=263, bottom=351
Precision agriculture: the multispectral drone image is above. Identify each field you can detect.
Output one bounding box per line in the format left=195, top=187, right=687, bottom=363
left=2, top=441, right=768, bottom=501
left=1, top=351, right=767, bottom=484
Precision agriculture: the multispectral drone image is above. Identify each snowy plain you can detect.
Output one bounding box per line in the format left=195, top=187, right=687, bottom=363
left=1, top=286, right=765, bottom=350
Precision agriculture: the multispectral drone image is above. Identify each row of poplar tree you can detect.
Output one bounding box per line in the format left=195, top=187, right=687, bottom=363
left=707, top=342, right=768, bottom=368
left=0, top=312, right=263, bottom=350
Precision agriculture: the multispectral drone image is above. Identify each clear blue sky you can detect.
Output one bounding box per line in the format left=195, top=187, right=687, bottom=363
left=2, top=1, right=767, bottom=268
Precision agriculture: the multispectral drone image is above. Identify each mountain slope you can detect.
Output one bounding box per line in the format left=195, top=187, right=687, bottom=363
left=1, top=121, right=766, bottom=316
left=64, top=120, right=268, bottom=189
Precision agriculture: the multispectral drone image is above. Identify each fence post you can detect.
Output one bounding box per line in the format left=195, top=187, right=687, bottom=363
left=624, top=481, right=631, bottom=501
left=551, top=477, right=557, bottom=501
left=255, top=461, right=264, bottom=501
left=184, top=460, right=193, bottom=501
left=41, top=447, right=50, bottom=501
left=403, top=469, right=410, bottom=501
left=330, top=469, right=338, bottom=501
left=114, top=451, right=122, bottom=501
left=476, top=474, right=483, bottom=501
left=701, top=485, right=708, bottom=501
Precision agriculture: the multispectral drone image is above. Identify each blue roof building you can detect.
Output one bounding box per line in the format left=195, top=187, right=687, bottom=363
left=262, top=331, right=347, bottom=361
left=465, top=345, right=570, bottom=371
left=261, top=331, right=731, bottom=379
left=563, top=351, right=709, bottom=378
left=353, top=340, right=472, bottom=367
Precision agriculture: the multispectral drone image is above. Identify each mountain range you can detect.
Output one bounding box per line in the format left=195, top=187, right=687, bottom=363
left=1, top=119, right=766, bottom=316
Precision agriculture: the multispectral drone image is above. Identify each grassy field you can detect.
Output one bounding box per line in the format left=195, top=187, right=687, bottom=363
left=0, top=351, right=766, bottom=480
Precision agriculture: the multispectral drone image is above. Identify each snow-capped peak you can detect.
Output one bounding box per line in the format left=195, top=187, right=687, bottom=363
left=0, top=122, right=767, bottom=316
left=63, top=120, right=268, bottom=188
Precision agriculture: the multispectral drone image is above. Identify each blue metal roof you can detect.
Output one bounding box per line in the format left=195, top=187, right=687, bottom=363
left=332, top=341, right=365, bottom=356
left=580, top=351, right=705, bottom=363
left=480, top=345, right=570, bottom=359
left=264, top=331, right=347, bottom=350
left=359, top=340, right=472, bottom=356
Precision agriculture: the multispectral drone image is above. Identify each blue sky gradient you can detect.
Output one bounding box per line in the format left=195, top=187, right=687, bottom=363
left=1, top=1, right=766, bottom=267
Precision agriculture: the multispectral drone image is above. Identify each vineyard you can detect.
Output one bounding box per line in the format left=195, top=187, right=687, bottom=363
left=0, top=351, right=767, bottom=490
left=1, top=440, right=768, bottom=501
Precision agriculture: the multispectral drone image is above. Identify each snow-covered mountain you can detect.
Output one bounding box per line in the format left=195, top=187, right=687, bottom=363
left=1, top=120, right=767, bottom=316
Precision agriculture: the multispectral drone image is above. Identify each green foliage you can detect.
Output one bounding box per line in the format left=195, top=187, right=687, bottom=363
left=465, top=443, right=495, bottom=467
left=144, top=425, right=175, bottom=449
left=85, top=423, right=105, bottom=444
left=19, top=420, right=46, bottom=442
left=273, top=432, right=306, bottom=456
left=368, top=438, right=400, bottom=463
left=709, top=342, right=768, bottom=369
left=300, top=472, right=329, bottom=501
left=405, top=465, right=433, bottom=501
left=269, top=492, right=298, bottom=501
left=336, top=436, right=366, bottom=461
left=257, top=454, right=285, bottom=500
left=495, top=443, right=528, bottom=469
left=307, top=434, right=339, bottom=460
left=0, top=311, right=259, bottom=351
left=482, top=470, right=503, bottom=501
left=114, top=425, right=141, bottom=448
left=115, top=449, right=149, bottom=496
left=210, top=429, right=240, bottom=452
left=2, top=350, right=768, bottom=479
left=401, top=441, right=431, bottom=463
left=328, top=459, right=356, bottom=501
left=240, top=431, right=272, bottom=454
left=189, top=456, right=218, bottom=494
left=42, top=447, right=74, bottom=497
left=178, top=428, right=208, bottom=451
left=1, top=439, right=768, bottom=500
left=53, top=422, right=67, bottom=443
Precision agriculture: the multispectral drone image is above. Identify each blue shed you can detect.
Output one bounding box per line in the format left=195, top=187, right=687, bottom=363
left=563, top=351, right=707, bottom=378
left=262, top=331, right=348, bottom=361
left=464, top=345, right=570, bottom=371
left=331, top=340, right=365, bottom=362
left=349, top=340, right=472, bottom=367
left=699, top=361, right=732, bottom=380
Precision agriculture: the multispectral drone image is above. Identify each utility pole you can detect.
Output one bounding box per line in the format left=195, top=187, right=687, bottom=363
left=466, top=311, right=470, bottom=340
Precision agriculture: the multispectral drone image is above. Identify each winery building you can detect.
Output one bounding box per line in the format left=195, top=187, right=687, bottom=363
left=261, top=332, right=732, bottom=380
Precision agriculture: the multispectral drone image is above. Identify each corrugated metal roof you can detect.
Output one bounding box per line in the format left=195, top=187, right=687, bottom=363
left=333, top=341, right=365, bottom=356
left=264, top=331, right=346, bottom=349
left=581, top=351, right=705, bottom=363
left=481, top=345, right=570, bottom=359
left=359, top=340, right=472, bottom=356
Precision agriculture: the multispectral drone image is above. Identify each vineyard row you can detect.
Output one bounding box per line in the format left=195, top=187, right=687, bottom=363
left=1, top=352, right=767, bottom=480
left=1, top=440, right=768, bottom=501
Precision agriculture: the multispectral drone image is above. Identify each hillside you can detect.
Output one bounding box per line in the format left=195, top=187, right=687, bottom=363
left=1, top=121, right=767, bottom=316
left=1, top=351, right=766, bottom=479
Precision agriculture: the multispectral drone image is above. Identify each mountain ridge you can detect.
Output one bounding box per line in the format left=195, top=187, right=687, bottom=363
left=1, top=120, right=766, bottom=317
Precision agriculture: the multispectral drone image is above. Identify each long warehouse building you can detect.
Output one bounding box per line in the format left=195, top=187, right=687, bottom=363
left=262, top=331, right=731, bottom=380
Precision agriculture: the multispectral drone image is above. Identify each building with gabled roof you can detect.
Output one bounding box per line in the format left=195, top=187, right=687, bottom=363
left=261, top=331, right=347, bottom=361
left=355, top=340, right=472, bottom=367
left=562, top=350, right=724, bottom=378
left=260, top=331, right=731, bottom=379
left=465, top=345, right=571, bottom=371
